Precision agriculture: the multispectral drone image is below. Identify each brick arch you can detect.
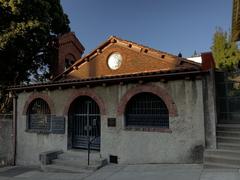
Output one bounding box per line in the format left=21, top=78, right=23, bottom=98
left=65, top=53, right=76, bottom=60
left=22, top=93, right=55, bottom=115
left=117, top=84, right=178, bottom=117
left=63, top=89, right=106, bottom=115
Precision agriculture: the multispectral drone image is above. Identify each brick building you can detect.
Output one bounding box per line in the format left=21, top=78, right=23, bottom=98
left=9, top=33, right=217, bottom=167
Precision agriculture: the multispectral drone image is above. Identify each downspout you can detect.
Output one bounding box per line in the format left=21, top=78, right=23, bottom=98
left=12, top=92, right=18, bottom=166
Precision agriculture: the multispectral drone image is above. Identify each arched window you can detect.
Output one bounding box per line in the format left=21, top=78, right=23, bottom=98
left=125, top=92, right=169, bottom=128
left=65, top=54, right=76, bottom=70
left=27, top=98, right=51, bottom=131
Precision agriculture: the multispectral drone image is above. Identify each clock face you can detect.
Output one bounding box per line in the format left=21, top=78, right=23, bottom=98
left=107, top=52, right=122, bottom=70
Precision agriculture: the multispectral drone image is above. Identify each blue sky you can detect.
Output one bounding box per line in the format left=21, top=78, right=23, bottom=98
left=61, top=0, right=232, bottom=57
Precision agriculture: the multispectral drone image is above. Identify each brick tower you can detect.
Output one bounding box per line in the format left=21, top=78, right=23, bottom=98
left=55, top=32, right=85, bottom=76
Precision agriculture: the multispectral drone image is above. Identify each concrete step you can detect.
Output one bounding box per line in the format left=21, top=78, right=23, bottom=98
left=204, top=155, right=240, bottom=167
left=204, top=162, right=240, bottom=169
left=42, top=164, right=92, bottom=173
left=217, top=124, right=240, bottom=131
left=204, top=149, right=240, bottom=158
left=58, top=150, right=101, bottom=161
left=217, top=136, right=240, bottom=144
left=41, top=150, right=108, bottom=173
left=204, top=149, right=240, bottom=169
left=52, top=158, right=107, bottom=171
left=217, top=131, right=240, bottom=138
left=217, top=142, right=240, bottom=151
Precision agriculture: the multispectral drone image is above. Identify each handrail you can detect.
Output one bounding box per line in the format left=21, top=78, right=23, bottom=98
left=87, top=135, right=99, bottom=165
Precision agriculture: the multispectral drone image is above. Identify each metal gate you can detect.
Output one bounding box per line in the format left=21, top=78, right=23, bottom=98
left=70, top=96, right=100, bottom=150
left=215, top=71, right=240, bottom=124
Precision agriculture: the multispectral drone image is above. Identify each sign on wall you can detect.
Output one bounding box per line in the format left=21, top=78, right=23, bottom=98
left=50, top=116, right=65, bottom=134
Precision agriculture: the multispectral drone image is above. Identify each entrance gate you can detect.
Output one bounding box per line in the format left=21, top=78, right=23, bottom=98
left=69, top=96, right=100, bottom=150
left=215, top=71, right=240, bottom=124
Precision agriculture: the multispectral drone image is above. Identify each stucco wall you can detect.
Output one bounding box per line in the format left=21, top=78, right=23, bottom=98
left=0, top=115, right=13, bottom=166
left=17, top=91, right=68, bottom=165
left=101, top=80, right=205, bottom=164
left=202, top=71, right=217, bottom=149
left=16, top=79, right=205, bottom=165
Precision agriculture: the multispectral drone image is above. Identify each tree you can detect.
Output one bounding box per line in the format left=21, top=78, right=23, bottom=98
left=232, top=0, right=240, bottom=42
left=211, top=28, right=240, bottom=71
left=0, top=0, right=70, bottom=112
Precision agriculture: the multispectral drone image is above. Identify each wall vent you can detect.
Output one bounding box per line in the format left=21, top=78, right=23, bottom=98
left=109, top=155, right=118, bottom=164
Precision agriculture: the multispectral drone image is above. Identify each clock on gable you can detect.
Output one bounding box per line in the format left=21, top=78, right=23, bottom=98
left=107, top=52, right=122, bottom=70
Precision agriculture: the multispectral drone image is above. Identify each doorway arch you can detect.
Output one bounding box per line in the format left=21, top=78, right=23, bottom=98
left=68, top=96, right=101, bottom=150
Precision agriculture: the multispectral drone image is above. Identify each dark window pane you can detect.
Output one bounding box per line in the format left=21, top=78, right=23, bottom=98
left=125, top=92, right=169, bottom=128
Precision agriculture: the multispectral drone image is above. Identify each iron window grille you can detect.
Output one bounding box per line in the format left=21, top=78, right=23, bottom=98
left=125, top=92, right=169, bottom=128
left=27, top=98, right=51, bottom=132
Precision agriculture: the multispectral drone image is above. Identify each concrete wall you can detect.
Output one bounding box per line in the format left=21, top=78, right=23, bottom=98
left=202, top=70, right=217, bottom=149
left=17, top=91, right=68, bottom=165
left=101, top=80, right=205, bottom=164
left=16, top=79, right=205, bottom=165
left=0, top=115, right=13, bottom=166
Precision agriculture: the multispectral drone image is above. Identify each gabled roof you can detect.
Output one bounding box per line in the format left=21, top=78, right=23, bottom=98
left=8, top=36, right=205, bottom=92
left=53, top=36, right=201, bottom=81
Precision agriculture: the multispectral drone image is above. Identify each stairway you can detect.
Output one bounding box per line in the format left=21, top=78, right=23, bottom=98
left=204, top=124, right=240, bottom=168
left=41, top=150, right=108, bottom=173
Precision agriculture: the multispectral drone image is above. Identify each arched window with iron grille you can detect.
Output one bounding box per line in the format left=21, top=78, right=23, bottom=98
left=27, top=98, right=51, bottom=131
left=125, top=92, right=169, bottom=128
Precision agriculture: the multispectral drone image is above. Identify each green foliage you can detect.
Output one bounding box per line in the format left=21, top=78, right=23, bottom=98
left=0, top=0, right=70, bottom=84
left=211, top=28, right=240, bottom=71
left=0, top=0, right=70, bottom=112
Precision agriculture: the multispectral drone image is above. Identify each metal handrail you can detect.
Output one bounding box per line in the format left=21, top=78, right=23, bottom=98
left=87, top=135, right=99, bottom=165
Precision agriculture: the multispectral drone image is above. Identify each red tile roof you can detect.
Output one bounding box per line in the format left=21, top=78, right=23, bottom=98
left=8, top=36, right=204, bottom=92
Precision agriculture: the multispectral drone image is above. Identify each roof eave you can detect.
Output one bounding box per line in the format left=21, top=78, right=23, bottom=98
left=8, top=69, right=206, bottom=92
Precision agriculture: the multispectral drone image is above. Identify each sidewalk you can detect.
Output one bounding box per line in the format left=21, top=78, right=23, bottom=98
left=0, top=164, right=239, bottom=180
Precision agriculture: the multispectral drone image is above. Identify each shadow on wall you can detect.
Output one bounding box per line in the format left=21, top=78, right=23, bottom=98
left=190, top=144, right=204, bottom=163
left=0, top=114, right=13, bottom=167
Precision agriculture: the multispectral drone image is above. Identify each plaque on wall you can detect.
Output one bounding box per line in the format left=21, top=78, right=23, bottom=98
left=51, top=116, right=65, bottom=134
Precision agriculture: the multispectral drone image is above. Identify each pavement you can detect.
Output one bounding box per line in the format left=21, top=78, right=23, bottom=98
left=0, top=164, right=240, bottom=180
